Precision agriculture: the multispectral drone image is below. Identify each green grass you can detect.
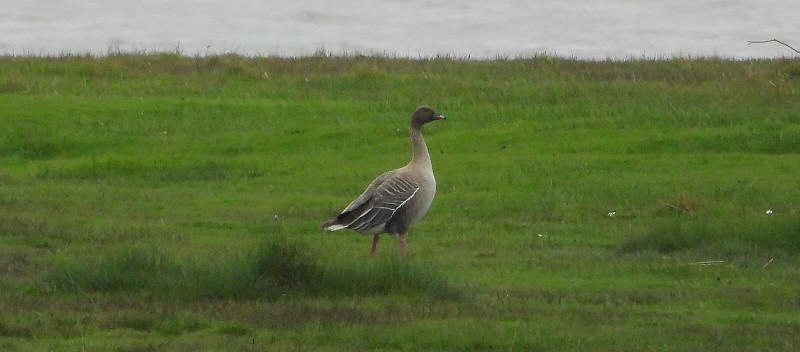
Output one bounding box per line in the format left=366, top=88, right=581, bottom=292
left=1, top=53, right=800, bottom=351
left=40, top=240, right=457, bottom=300
left=620, top=215, right=800, bottom=257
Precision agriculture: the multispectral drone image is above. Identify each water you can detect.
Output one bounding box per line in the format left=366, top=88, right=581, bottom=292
left=2, top=0, right=798, bottom=59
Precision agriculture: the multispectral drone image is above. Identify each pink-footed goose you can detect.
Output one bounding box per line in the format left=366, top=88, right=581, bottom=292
left=321, top=106, right=446, bottom=256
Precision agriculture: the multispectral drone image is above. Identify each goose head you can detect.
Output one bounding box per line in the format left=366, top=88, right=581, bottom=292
left=411, top=106, right=445, bottom=128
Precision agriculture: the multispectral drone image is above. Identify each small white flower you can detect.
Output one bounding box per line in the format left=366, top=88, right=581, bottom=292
left=608, top=211, right=616, bottom=217
left=765, top=210, right=773, bottom=215
left=537, top=233, right=544, bottom=237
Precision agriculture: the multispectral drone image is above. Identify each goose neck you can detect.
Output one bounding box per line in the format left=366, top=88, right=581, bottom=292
left=409, top=124, right=431, bottom=166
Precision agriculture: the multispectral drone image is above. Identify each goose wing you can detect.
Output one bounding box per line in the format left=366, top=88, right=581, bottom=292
left=323, top=171, right=419, bottom=231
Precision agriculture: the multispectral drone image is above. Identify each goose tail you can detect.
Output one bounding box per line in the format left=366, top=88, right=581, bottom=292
left=320, top=218, right=347, bottom=231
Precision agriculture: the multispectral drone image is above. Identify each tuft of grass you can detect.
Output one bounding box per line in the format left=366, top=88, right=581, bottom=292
left=619, top=215, right=800, bottom=257
left=619, top=217, right=716, bottom=254
left=248, top=240, right=321, bottom=298
left=156, top=313, right=206, bottom=336
left=39, top=240, right=458, bottom=300
left=0, top=319, right=32, bottom=338
left=743, top=216, right=800, bottom=255
left=320, top=257, right=459, bottom=299
left=41, top=248, right=184, bottom=296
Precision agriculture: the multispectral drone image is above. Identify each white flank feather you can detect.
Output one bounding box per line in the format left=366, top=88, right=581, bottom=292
left=324, top=224, right=347, bottom=231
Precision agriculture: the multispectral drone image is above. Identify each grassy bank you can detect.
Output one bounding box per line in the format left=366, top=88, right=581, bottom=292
left=1, top=53, right=799, bottom=351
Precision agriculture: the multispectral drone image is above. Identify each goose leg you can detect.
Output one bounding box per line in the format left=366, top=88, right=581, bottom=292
left=399, top=234, right=408, bottom=256
left=370, top=234, right=379, bottom=256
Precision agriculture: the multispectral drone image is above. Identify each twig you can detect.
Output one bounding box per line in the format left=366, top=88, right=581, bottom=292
left=761, top=257, right=774, bottom=269
left=747, top=39, right=800, bottom=55
left=695, top=260, right=724, bottom=266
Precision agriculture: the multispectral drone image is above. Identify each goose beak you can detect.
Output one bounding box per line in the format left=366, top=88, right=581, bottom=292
left=434, top=114, right=446, bottom=120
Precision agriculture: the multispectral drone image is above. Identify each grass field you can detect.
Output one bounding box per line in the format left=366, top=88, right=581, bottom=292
left=1, top=53, right=799, bottom=351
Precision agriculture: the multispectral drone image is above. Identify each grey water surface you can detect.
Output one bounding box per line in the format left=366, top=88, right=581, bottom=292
left=2, top=0, right=798, bottom=59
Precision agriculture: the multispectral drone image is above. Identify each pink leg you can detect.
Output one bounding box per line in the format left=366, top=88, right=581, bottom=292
left=370, top=234, right=379, bottom=256
left=399, top=234, right=408, bottom=256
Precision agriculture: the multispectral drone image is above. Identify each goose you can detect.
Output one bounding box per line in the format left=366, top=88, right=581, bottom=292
left=321, top=106, right=446, bottom=256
